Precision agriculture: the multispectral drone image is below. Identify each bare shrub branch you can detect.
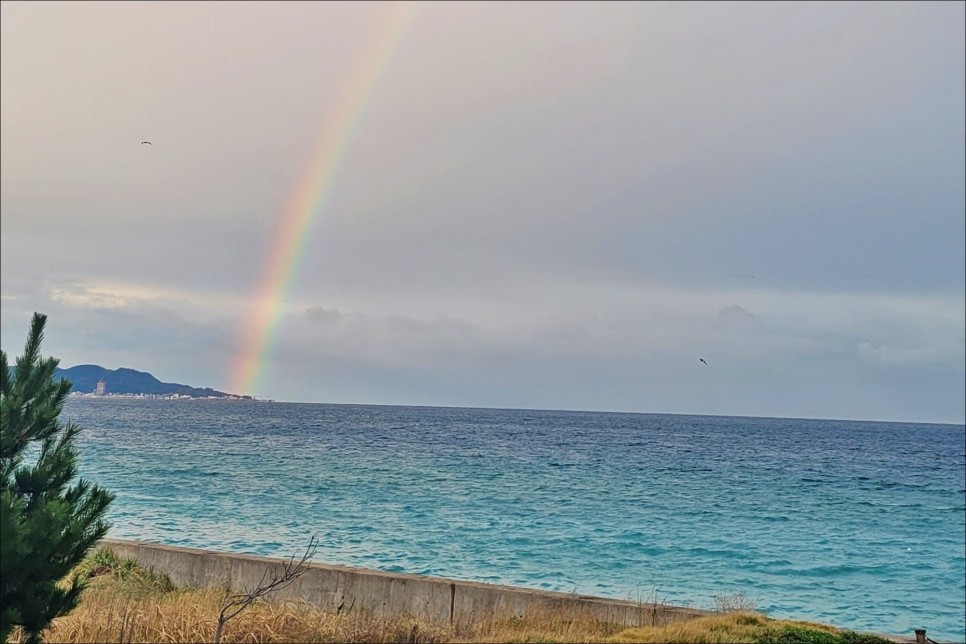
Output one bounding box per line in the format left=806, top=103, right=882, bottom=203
left=213, top=536, right=319, bottom=644
left=713, top=591, right=759, bottom=613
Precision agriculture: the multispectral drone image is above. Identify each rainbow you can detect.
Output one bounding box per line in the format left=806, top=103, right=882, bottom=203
left=228, top=2, right=420, bottom=397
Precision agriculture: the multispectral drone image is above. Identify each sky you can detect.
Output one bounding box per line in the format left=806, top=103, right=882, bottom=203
left=1, top=1, right=963, bottom=424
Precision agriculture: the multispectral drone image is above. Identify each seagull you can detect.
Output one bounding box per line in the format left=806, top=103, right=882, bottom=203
left=699, top=358, right=708, bottom=366
left=140, top=141, right=152, bottom=145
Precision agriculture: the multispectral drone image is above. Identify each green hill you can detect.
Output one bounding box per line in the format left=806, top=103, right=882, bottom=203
left=54, top=364, right=248, bottom=398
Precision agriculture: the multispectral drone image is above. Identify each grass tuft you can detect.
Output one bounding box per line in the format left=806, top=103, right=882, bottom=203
left=71, top=547, right=175, bottom=594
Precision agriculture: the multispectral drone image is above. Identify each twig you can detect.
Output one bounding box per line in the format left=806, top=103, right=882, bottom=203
left=213, top=536, right=319, bottom=644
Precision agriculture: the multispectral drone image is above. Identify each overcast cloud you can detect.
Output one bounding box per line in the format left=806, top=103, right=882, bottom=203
left=2, top=1, right=963, bottom=423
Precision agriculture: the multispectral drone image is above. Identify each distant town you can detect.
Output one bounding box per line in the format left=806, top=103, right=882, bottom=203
left=69, top=384, right=260, bottom=402
left=57, top=364, right=273, bottom=402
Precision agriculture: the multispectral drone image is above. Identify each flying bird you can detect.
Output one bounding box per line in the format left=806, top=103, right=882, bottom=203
left=699, top=358, right=708, bottom=366
left=140, top=141, right=152, bottom=145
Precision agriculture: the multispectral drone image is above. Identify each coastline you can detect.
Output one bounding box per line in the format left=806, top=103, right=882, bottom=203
left=99, top=538, right=711, bottom=628
left=99, top=538, right=921, bottom=643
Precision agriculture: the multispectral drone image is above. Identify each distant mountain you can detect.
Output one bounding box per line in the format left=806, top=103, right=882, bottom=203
left=53, top=364, right=248, bottom=399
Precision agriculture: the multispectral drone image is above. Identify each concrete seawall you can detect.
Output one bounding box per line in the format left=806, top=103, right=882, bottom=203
left=101, top=539, right=711, bottom=628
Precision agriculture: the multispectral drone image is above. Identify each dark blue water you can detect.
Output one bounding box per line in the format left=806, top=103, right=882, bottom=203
left=65, top=398, right=965, bottom=640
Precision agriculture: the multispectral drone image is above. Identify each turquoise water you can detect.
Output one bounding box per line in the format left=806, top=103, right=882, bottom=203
left=65, top=399, right=965, bottom=641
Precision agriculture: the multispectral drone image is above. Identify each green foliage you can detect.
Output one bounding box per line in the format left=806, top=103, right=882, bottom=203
left=755, top=626, right=840, bottom=644
left=755, top=625, right=894, bottom=644
left=0, top=313, right=115, bottom=643
left=72, top=547, right=173, bottom=594
left=835, top=632, right=895, bottom=644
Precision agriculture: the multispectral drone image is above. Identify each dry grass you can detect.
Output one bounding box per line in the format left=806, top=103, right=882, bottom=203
left=15, top=589, right=893, bottom=644
left=459, top=609, right=627, bottom=643
left=604, top=613, right=897, bottom=644
left=8, top=549, right=895, bottom=644
left=606, top=612, right=789, bottom=643
left=20, top=584, right=457, bottom=643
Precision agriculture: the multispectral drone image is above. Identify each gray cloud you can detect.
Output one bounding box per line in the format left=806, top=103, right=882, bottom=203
left=718, top=304, right=757, bottom=321
left=2, top=273, right=961, bottom=422
left=1, top=2, right=963, bottom=422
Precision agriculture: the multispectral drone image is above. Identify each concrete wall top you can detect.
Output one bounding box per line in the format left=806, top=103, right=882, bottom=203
left=99, top=538, right=711, bottom=628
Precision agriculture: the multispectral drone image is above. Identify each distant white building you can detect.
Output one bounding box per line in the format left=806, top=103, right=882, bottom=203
left=95, top=379, right=107, bottom=395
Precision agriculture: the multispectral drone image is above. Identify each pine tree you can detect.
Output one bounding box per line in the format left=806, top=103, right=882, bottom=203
left=0, top=313, right=115, bottom=643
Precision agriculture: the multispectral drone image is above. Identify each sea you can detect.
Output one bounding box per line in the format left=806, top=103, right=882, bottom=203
left=63, top=398, right=965, bottom=641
